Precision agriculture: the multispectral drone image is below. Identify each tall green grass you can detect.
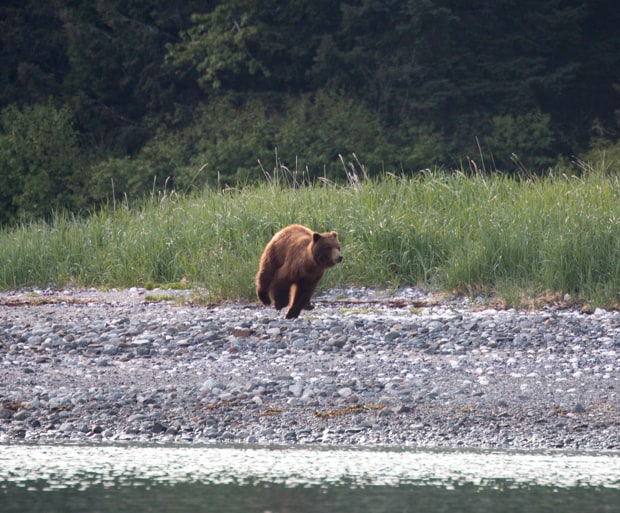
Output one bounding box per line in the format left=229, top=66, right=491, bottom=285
left=2, top=166, right=620, bottom=307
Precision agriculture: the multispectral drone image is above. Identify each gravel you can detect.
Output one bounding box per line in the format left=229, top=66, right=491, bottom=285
left=1, top=286, right=619, bottom=450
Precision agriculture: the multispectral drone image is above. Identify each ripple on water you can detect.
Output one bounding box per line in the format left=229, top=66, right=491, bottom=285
left=1, top=445, right=619, bottom=490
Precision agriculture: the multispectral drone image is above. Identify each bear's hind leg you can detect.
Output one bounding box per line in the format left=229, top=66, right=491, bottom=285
left=256, top=267, right=275, bottom=306
left=257, top=288, right=271, bottom=306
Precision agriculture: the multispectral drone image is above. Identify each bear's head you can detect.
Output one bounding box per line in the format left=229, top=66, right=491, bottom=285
left=312, top=231, right=343, bottom=268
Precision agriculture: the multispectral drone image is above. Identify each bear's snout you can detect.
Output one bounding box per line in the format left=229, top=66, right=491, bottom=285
left=336, top=255, right=343, bottom=263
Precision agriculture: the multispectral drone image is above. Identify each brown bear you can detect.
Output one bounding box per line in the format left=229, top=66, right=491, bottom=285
left=256, top=224, right=343, bottom=319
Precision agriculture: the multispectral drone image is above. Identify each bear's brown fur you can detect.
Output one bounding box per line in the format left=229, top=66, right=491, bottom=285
left=256, top=224, right=342, bottom=319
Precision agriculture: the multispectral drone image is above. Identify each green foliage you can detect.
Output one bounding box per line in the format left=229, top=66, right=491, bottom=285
left=59, top=0, right=205, bottom=154
left=125, top=94, right=277, bottom=188
left=188, top=94, right=278, bottom=184
left=580, top=129, right=620, bottom=175
left=484, top=111, right=555, bottom=172
left=3, top=164, right=620, bottom=309
left=167, top=0, right=339, bottom=91
left=0, top=1, right=67, bottom=105
left=399, top=125, right=449, bottom=171
left=1, top=0, right=620, bottom=225
left=83, top=157, right=170, bottom=208
left=127, top=90, right=395, bottom=188
left=167, top=6, right=264, bottom=90
left=273, top=90, right=395, bottom=178
left=0, top=101, right=83, bottom=224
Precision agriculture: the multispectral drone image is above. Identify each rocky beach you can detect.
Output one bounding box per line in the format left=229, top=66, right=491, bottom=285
left=1, top=287, right=618, bottom=450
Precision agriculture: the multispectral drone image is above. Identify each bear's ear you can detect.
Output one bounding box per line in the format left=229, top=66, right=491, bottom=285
left=313, top=232, right=321, bottom=242
left=331, top=231, right=338, bottom=237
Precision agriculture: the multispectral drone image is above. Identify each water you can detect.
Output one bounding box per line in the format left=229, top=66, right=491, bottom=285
left=1, top=444, right=619, bottom=512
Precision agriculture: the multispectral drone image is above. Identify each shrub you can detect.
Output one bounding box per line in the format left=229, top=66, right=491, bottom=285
left=484, top=110, right=555, bottom=172
left=0, top=101, right=83, bottom=224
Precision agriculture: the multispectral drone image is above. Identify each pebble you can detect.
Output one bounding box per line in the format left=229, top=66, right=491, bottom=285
left=0, top=286, right=619, bottom=450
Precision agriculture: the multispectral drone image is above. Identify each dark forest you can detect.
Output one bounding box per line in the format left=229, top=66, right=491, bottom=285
left=1, top=0, right=619, bottom=225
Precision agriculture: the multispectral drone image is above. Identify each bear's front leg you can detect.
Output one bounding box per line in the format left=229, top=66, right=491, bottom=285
left=285, top=280, right=317, bottom=319
left=271, top=281, right=291, bottom=310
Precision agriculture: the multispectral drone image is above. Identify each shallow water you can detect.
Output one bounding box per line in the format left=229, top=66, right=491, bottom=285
left=1, top=444, right=619, bottom=512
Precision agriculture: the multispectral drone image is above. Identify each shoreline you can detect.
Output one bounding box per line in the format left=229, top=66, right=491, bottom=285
left=1, top=287, right=619, bottom=451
